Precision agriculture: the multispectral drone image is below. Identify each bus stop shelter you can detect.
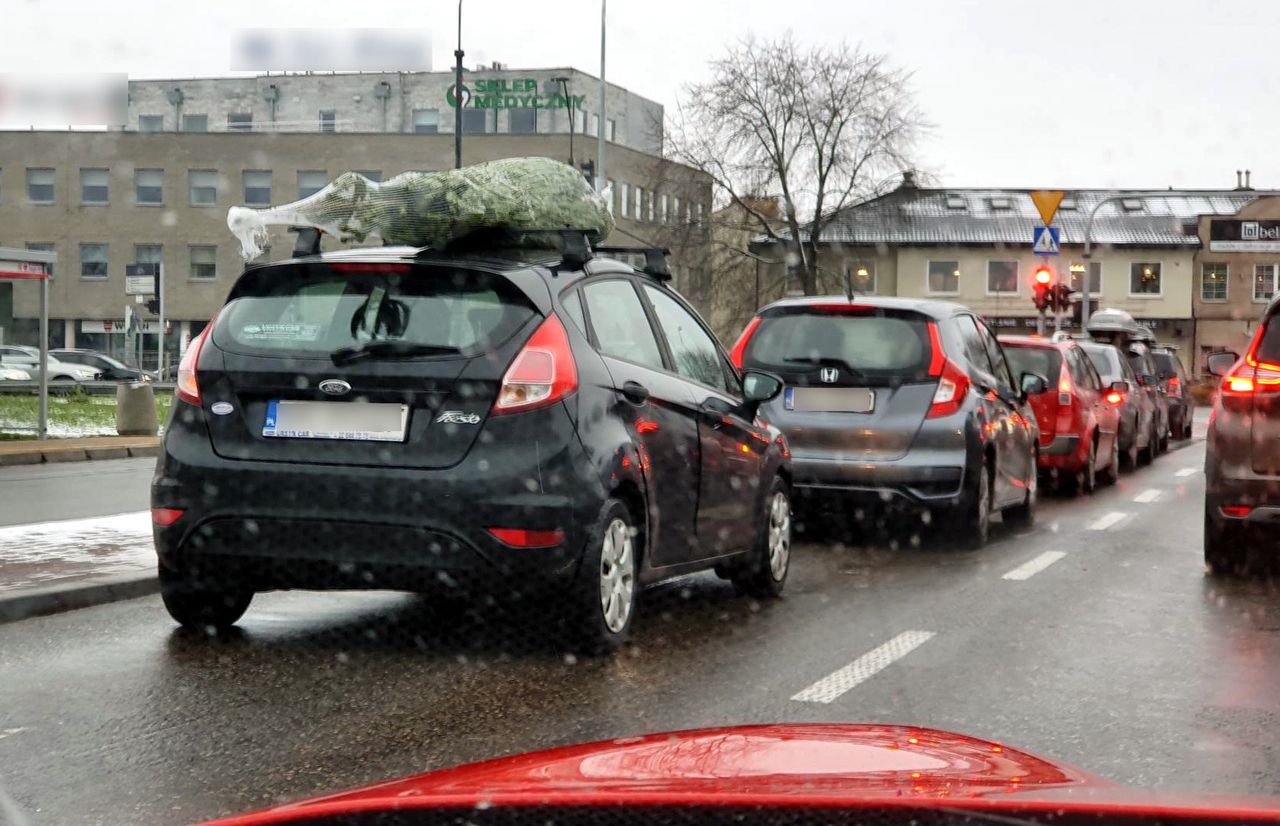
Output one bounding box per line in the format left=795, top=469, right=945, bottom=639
left=0, top=246, right=55, bottom=439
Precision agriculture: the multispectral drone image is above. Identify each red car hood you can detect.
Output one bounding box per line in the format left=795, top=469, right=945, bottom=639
left=201, top=724, right=1280, bottom=824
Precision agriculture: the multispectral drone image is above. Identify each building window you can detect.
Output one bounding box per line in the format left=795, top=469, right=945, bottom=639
left=243, top=170, right=272, bottom=206
left=319, top=110, right=336, bottom=132
left=986, top=260, right=1019, bottom=294
left=26, top=243, right=53, bottom=279
left=673, top=197, right=682, bottom=223
left=297, top=170, right=328, bottom=199
left=1201, top=262, right=1228, bottom=301
left=80, top=168, right=109, bottom=204
left=647, top=190, right=656, bottom=222
left=135, top=244, right=162, bottom=273
left=694, top=202, right=704, bottom=224
left=138, top=115, right=164, bottom=132
left=632, top=186, right=642, bottom=220
left=227, top=112, right=253, bottom=131
left=619, top=182, right=630, bottom=218
left=412, top=109, right=439, bottom=134
left=355, top=170, right=382, bottom=182
left=1255, top=264, right=1277, bottom=302
left=508, top=108, right=537, bottom=134
left=591, top=113, right=600, bottom=137
left=26, top=168, right=54, bottom=203
left=577, top=110, right=588, bottom=133
left=135, top=169, right=163, bottom=205
left=188, top=170, right=218, bottom=206
left=928, top=260, right=961, bottom=294
left=662, top=194, right=671, bottom=223
left=181, top=114, right=207, bottom=132
left=80, top=243, right=108, bottom=280
left=607, top=118, right=617, bottom=142
left=462, top=108, right=489, bottom=134
left=1069, top=261, right=1102, bottom=296
left=1129, top=262, right=1162, bottom=295
left=189, top=245, right=217, bottom=281
left=849, top=261, right=876, bottom=294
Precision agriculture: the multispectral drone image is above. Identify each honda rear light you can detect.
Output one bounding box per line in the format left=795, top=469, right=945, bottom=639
left=1104, top=390, right=1124, bottom=405
left=176, top=312, right=218, bottom=406
left=926, top=322, right=970, bottom=419
left=1166, top=376, right=1182, bottom=398
left=729, top=316, right=762, bottom=369
left=492, top=314, right=578, bottom=415
left=1057, top=365, right=1073, bottom=407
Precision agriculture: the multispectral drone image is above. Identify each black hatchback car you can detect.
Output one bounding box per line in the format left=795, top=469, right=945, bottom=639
left=731, top=297, right=1042, bottom=548
left=152, top=240, right=791, bottom=652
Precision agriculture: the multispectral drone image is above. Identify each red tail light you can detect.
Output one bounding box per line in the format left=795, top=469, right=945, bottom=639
left=1221, top=505, right=1253, bottom=519
left=1166, top=376, right=1182, bottom=398
left=492, top=314, right=578, bottom=415
left=151, top=507, right=185, bottom=526
left=1057, top=365, right=1073, bottom=407
left=1221, top=325, right=1280, bottom=402
left=176, top=312, right=218, bottom=406
left=486, top=527, right=565, bottom=547
left=729, top=316, right=762, bottom=369
left=926, top=322, right=970, bottom=419
left=1104, top=390, right=1124, bottom=405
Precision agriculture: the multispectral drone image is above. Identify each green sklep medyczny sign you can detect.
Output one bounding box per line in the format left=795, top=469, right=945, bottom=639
left=447, top=78, right=585, bottom=110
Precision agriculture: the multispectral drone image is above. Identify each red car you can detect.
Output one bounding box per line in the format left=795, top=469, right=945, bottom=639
left=999, top=335, right=1122, bottom=494
left=197, top=723, right=1280, bottom=826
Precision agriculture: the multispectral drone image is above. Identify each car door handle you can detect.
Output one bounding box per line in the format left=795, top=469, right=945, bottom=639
left=621, top=381, right=650, bottom=405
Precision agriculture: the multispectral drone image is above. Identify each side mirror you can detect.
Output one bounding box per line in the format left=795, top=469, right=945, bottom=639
left=742, top=369, right=784, bottom=403
left=1110, top=380, right=1129, bottom=392
left=1020, top=372, right=1047, bottom=398
left=1206, top=351, right=1239, bottom=378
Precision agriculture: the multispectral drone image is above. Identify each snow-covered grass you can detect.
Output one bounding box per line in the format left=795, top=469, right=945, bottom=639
left=0, top=392, right=172, bottom=438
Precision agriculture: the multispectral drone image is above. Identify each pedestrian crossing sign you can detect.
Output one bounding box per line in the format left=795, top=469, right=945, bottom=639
left=1033, top=226, right=1060, bottom=255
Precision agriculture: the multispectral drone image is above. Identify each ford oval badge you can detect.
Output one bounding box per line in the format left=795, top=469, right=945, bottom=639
left=319, top=379, right=351, bottom=396
left=210, top=401, right=234, bottom=416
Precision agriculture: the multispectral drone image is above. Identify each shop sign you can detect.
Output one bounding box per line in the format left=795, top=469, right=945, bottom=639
left=446, top=78, right=585, bottom=110
left=1209, top=220, right=1280, bottom=252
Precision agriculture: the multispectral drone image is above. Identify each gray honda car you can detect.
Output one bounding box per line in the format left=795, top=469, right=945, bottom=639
left=730, top=296, right=1043, bottom=548
left=1205, top=295, right=1280, bottom=575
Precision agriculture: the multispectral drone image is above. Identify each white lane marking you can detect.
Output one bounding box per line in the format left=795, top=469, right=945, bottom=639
left=1134, top=489, right=1162, bottom=503
left=0, top=728, right=27, bottom=741
left=791, top=630, right=935, bottom=704
left=1176, top=467, right=1198, bottom=477
left=1089, top=511, right=1128, bottom=531
left=1002, top=551, right=1067, bottom=581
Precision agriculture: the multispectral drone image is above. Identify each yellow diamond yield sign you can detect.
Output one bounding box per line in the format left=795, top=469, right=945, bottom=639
left=1031, top=191, right=1065, bottom=226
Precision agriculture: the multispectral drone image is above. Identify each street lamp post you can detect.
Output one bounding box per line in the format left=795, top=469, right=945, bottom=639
left=454, top=0, right=464, bottom=170
left=552, top=76, right=574, bottom=166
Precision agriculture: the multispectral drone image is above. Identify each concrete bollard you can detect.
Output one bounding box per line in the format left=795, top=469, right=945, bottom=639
left=116, top=381, right=158, bottom=436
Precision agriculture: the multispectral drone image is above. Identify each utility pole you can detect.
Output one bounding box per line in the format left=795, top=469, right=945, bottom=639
left=596, top=0, right=606, bottom=193
left=454, top=0, right=465, bottom=170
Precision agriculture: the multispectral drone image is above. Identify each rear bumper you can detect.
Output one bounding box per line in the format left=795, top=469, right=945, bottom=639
left=1205, top=471, right=1280, bottom=527
left=153, top=403, right=600, bottom=592
left=790, top=449, right=967, bottom=508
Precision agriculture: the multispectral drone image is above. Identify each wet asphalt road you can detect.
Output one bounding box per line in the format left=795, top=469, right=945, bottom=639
left=6, top=434, right=1280, bottom=825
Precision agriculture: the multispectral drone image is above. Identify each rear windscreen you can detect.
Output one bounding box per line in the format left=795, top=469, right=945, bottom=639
left=1152, top=352, right=1180, bottom=375
left=1083, top=346, right=1121, bottom=380
left=743, top=310, right=933, bottom=379
left=217, top=265, right=536, bottom=356
left=1003, top=346, right=1061, bottom=384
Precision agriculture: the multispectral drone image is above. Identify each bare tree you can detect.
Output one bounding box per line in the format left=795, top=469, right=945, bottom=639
left=670, top=33, right=924, bottom=295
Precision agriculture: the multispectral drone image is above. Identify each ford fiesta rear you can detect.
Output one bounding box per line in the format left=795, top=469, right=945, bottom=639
left=152, top=255, right=592, bottom=629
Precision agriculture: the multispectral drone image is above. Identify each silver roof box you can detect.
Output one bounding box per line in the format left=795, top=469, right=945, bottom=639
left=1085, top=308, right=1156, bottom=346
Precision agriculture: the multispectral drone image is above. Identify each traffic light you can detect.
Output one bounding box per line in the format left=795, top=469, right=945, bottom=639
left=1054, top=283, right=1077, bottom=314
left=145, top=298, right=160, bottom=314
left=1033, top=265, right=1052, bottom=311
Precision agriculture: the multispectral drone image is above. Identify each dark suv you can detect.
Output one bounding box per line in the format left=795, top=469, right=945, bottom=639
left=1205, top=296, right=1280, bottom=574
left=731, top=297, right=1042, bottom=548
left=1152, top=347, right=1194, bottom=440
left=152, top=240, right=791, bottom=651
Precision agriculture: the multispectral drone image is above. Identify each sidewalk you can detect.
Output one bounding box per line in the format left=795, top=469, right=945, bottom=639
left=0, top=435, right=160, bottom=466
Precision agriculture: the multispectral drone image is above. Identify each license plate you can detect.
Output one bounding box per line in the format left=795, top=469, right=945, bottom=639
left=262, top=400, right=409, bottom=442
left=785, top=387, right=875, bottom=413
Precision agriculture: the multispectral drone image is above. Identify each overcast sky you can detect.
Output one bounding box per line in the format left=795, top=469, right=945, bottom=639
left=6, top=0, right=1277, bottom=189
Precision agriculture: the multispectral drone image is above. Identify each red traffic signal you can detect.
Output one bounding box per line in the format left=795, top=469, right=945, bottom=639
left=1032, top=266, right=1053, bottom=311
left=1034, top=266, right=1052, bottom=286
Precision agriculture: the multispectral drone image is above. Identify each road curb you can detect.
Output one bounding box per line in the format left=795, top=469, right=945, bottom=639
left=0, top=572, right=159, bottom=624
left=0, top=439, right=160, bottom=466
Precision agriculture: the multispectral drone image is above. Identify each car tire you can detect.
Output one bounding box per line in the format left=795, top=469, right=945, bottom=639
left=1003, top=454, right=1037, bottom=528
left=1098, top=434, right=1120, bottom=486
left=1204, top=510, right=1249, bottom=577
left=948, top=460, right=992, bottom=549
left=159, top=566, right=253, bottom=630
left=1080, top=437, right=1098, bottom=494
left=730, top=477, right=792, bottom=599
left=567, top=498, right=638, bottom=655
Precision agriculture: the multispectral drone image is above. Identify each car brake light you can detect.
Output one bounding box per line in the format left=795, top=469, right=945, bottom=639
left=926, top=322, right=969, bottom=419
left=1105, top=390, right=1123, bottom=404
left=1167, top=376, right=1182, bottom=398
left=492, top=314, right=578, bottom=415
left=729, top=316, right=762, bottom=369
left=1057, top=365, right=1073, bottom=407
left=808, top=303, right=875, bottom=313
left=1220, top=505, right=1253, bottom=519
left=486, top=527, right=565, bottom=547
left=176, top=311, right=218, bottom=406
left=151, top=507, right=185, bottom=526
left=1221, top=325, right=1280, bottom=399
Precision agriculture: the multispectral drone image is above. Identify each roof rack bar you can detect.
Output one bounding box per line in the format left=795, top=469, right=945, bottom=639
left=594, top=245, right=672, bottom=282
left=289, top=226, right=323, bottom=258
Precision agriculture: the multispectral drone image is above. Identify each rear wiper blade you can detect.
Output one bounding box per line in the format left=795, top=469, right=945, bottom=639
left=330, top=341, right=461, bottom=366
left=782, top=355, right=867, bottom=379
